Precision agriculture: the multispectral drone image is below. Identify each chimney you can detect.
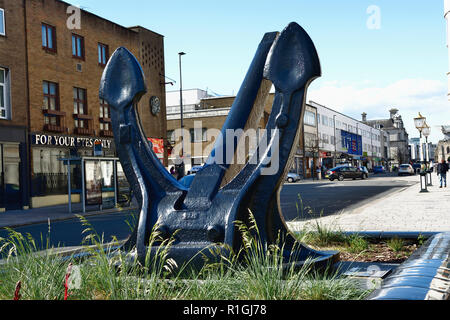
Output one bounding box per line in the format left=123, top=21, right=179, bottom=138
left=362, top=112, right=367, bottom=122
left=389, top=108, right=399, bottom=119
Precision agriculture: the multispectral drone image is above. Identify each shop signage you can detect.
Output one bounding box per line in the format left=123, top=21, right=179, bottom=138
left=341, top=130, right=362, bottom=156
left=32, top=134, right=112, bottom=149
left=148, top=138, right=164, bottom=162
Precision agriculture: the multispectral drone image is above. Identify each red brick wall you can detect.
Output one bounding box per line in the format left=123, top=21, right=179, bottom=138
left=0, top=0, right=28, bottom=127
left=25, top=0, right=167, bottom=163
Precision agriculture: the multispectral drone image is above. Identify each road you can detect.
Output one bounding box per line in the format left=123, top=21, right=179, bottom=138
left=279, top=174, right=417, bottom=222
left=0, top=174, right=417, bottom=249
left=0, top=211, right=136, bottom=251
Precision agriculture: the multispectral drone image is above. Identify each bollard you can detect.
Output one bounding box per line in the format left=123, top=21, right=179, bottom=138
left=420, top=172, right=429, bottom=193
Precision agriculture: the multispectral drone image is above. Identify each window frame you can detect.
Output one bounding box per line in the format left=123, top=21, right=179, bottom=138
left=41, top=23, right=57, bottom=53
left=99, top=98, right=111, bottom=132
left=98, top=43, right=109, bottom=66
left=0, top=67, right=8, bottom=119
left=190, top=128, right=207, bottom=143
left=42, top=80, right=61, bottom=126
left=72, top=33, right=85, bottom=60
left=73, top=87, right=88, bottom=129
left=0, top=8, right=5, bottom=36
left=304, top=110, right=316, bottom=127
left=42, top=80, right=59, bottom=111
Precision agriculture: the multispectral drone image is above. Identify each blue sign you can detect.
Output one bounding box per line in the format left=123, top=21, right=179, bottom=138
left=341, top=130, right=362, bottom=156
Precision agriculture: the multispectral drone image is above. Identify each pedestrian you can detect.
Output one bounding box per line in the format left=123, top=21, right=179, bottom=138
left=437, top=159, right=449, bottom=188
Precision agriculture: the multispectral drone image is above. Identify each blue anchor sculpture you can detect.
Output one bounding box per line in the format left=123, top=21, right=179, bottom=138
left=99, top=22, right=338, bottom=269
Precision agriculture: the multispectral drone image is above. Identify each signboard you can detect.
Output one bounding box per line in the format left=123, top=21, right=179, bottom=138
left=148, top=138, right=164, bottom=162
left=85, top=160, right=102, bottom=205
left=319, top=152, right=333, bottom=158
left=32, top=133, right=112, bottom=149
left=341, top=130, right=362, bottom=156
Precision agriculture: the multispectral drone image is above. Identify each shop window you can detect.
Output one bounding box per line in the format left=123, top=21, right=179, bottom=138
left=31, top=147, right=70, bottom=196
left=42, top=23, right=56, bottom=52
left=72, top=34, right=85, bottom=60
left=98, top=43, right=109, bottom=66
left=0, top=144, right=21, bottom=209
left=0, top=68, right=11, bottom=119
left=0, top=8, right=5, bottom=36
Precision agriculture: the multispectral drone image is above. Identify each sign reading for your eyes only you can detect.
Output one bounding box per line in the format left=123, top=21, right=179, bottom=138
left=32, top=133, right=113, bottom=149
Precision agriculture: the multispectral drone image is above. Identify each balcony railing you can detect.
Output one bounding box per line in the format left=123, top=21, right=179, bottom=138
left=74, top=127, right=94, bottom=135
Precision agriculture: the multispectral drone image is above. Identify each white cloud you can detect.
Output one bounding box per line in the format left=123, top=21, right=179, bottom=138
left=307, top=78, right=450, bottom=144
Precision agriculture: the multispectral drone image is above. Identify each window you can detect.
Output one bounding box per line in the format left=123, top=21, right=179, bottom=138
left=0, top=8, right=5, bottom=36
left=190, top=128, right=207, bottom=142
left=72, top=34, right=85, bottom=59
left=98, top=43, right=109, bottom=66
left=0, top=68, right=10, bottom=119
left=322, top=115, right=328, bottom=126
left=304, top=110, right=316, bottom=126
left=42, top=81, right=60, bottom=125
left=73, top=87, right=87, bottom=128
left=42, top=23, right=56, bottom=52
left=99, top=98, right=110, bottom=131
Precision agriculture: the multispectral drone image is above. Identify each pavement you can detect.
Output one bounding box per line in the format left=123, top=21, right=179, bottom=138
left=1, top=173, right=448, bottom=234
left=0, top=201, right=138, bottom=229
left=288, top=174, right=450, bottom=233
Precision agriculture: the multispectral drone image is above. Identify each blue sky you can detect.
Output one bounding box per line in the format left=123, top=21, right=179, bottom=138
left=74, top=0, right=449, bottom=144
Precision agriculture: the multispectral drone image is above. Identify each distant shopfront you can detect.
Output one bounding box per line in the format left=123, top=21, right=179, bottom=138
left=30, top=133, right=115, bottom=208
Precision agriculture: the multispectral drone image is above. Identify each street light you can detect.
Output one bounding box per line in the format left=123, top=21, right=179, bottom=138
left=414, top=112, right=426, bottom=164
left=414, top=113, right=428, bottom=193
left=422, top=123, right=432, bottom=186
left=178, top=51, right=186, bottom=178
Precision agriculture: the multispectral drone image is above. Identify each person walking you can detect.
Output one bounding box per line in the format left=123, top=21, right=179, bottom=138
left=437, top=159, right=449, bottom=188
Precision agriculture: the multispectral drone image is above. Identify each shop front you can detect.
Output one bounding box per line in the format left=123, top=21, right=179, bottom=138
left=0, top=126, right=28, bottom=211
left=319, top=151, right=334, bottom=170
left=30, top=132, right=116, bottom=208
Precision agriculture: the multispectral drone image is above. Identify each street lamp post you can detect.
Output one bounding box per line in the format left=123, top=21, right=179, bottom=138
left=414, top=113, right=428, bottom=193
left=178, top=52, right=186, bottom=178
left=422, top=124, right=432, bottom=186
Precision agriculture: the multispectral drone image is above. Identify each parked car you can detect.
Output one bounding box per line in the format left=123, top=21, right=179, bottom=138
left=178, top=174, right=196, bottom=188
left=325, top=166, right=366, bottom=181
left=187, top=166, right=203, bottom=175
left=358, top=166, right=369, bottom=179
left=286, top=172, right=301, bottom=183
left=398, top=164, right=415, bottom=176
left=373, top=166, right=385, bottom=174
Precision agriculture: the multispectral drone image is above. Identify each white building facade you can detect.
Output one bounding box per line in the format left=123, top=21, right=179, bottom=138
left=309, top=101, right=385, bottom=170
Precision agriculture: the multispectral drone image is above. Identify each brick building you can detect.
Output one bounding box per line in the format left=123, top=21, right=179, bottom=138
left=0, top=0, right=167, bottom=210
